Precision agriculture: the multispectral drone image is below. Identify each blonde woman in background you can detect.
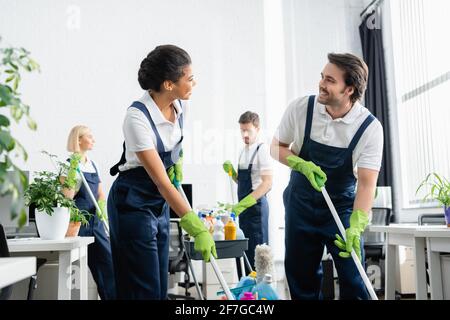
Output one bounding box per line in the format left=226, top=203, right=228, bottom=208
left=62, top=125, right=116, bottom=300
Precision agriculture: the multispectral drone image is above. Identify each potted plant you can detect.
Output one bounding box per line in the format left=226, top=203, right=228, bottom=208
left=416, top=173, right=450, bottom=227
left=24, top=170, right=76, bottom=239
left=0, top=38, right=39, bottom=227
left=66, top=206, right=90, bottom=237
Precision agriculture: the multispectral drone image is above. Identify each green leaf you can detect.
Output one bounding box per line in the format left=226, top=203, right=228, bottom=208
left=18, top=209, right=27, bottom=228
left=13, top=77, right=19, bottom=91
left=9, top=62, right=18, bottom=70
left=0, top=84, right=12, bottom=105
left=0, top=131, right=15, bottom=151
left=14, top=140, right=29, bottom=161
left=0, top=114, right=10, bottom=127
left=4, top=69, right=15, bottom=74
left=417, top=173, right=450, bottom=207
left=433, top=173, right=443, bottom=187
left=5, top=75, right=14, bottom=83
left=27, top=117, right=37, bottom=130
left=28, top=58, right=40, bottom=71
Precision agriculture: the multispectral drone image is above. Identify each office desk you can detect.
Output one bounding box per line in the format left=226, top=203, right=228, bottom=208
left=414, top=227, right=450, bottom=299
left=369, top=224, right=428, bottom=300
left=0, top=257, right=36, bottom=289
left=7, top=237, right=94, bottom=300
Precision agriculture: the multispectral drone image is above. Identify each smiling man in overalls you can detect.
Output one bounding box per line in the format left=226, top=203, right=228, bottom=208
left=271, top=53, right=384, bottom=299
left=222, top=111, right=273, bottom=275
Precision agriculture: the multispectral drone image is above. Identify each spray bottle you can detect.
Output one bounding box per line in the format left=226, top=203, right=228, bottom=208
left=231, top=213, right=245, bottom=240
left=251, top=274, right=279, bottom=300
left=213, top=216, right=225, bottom=241
left=231, top=213, right=245, bottom=239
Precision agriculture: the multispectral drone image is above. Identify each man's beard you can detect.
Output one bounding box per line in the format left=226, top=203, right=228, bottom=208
left=318, top=89, right=345, bottom=106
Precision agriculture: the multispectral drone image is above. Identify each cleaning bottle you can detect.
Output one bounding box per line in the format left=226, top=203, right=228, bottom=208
left=236, top=271, right=257, bottom=299
left=239, top=292, right=255, bottom=300
left=213, top=216, right=225, bottom=241
left=201, top=213, right=212, bottom=234
left=220, top=212, right=230, bottom=226
left=232, top=214, right=245, bottom=239
left=251, top=274, right=279, bottom=300
left=237, top=271, right=257, bottom=287
left=224, top=218, right=236, bottom=240
left=206, top=214, right=215, bottom=235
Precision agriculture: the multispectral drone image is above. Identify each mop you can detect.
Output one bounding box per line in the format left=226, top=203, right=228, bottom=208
left=76, top=167, right=109, bottom=234
left=320, top=186, right=378, bottom=300
left=176, top=184, right=236, bottom=300
left=228, top=169, right=253, bottom=273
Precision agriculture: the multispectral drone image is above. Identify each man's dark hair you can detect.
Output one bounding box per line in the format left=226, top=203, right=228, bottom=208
left=138, top=45, right=191, bottom=92
left=238, top=111, right=260, bottom=127
left=327, top=53, right=369, bottom=103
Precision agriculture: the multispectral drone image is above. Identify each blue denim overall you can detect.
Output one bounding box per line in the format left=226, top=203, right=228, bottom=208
left=237, top=143, right=269, bottom=271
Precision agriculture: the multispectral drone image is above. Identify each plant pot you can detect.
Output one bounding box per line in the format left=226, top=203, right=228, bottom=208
left=66, top=221, right=81, bottom=237
left=35, top=207, right=70, bottom=240
left=445, top=207, right=450, bottom=227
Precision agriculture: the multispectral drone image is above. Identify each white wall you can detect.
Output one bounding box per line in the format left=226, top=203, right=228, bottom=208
left=0, top=0, right=266, bottom=204
left=1, top=0, right=368, bottom=263
left=283, top=0, right=368, bottom=101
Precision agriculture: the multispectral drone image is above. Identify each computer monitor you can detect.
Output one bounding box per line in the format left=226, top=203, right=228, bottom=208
left=0, top=171, right=30, bottom=232
left=170, top=184, right=192, bottom=218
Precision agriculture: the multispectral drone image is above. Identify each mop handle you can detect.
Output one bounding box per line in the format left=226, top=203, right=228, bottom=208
left=228, top=170, right=236, bottom=204
left=321, top=187, right=378, bottom=300
left=77, top=167, right=110, bottom=234
left=209, top=255, right=236, bottom=299
left=176, top=185, right=235, bottom=300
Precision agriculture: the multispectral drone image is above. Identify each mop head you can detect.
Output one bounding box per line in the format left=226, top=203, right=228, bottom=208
left=254, top=244, right=274, bottom=283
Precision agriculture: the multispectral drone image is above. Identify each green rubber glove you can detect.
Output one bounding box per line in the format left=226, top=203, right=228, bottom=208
left=286, top=155, right=327, bottom=192
left=232, top=194, right=257, bottom=216
left=180, top=211, right=217, bottom=262
left=97, top=199, right=107, bottom=222
left=334, top=209, right=369, bottom=260
left=167, top=156, right=183, bottom=187
left=222, top=160, right=237, bottom=180
left=65, top=153, right=82, bottom=189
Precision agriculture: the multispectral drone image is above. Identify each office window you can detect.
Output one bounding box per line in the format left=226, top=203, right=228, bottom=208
left=390, top=0, right=450, bottom=208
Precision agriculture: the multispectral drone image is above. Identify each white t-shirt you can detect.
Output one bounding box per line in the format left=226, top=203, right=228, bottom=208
left=238, top=141, right=273, bottom=191
left=119, top=92, right=185, bottom=172
left=275, top=96, right=384, bottom=172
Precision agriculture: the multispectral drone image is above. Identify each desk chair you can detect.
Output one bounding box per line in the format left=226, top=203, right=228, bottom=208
left=418, top=214, right=446, bottom=226
left=418, top=213, right=446, bottom=290
left=363, top=208, right=392, bottom=259
left=168, top=219, right=196, bottom=300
